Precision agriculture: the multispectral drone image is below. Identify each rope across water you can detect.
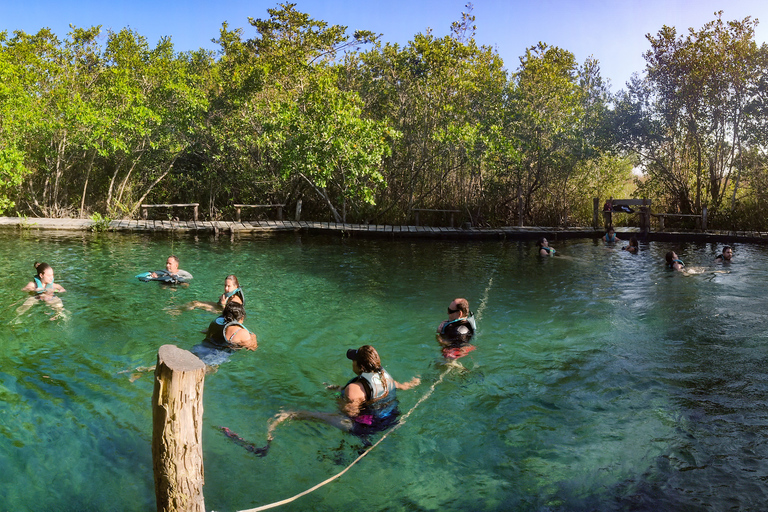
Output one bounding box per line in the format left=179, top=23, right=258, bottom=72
left=237, top=278, right=493, bottom=512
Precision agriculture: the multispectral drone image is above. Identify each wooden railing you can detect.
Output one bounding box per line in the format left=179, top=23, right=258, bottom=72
left=141, top=203, right=199, bottom=221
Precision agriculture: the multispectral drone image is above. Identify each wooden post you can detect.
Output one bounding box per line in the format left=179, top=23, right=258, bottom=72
left=193, top=204, right=198, bottom=222
left=295, top=199, right=302, bottom=221
left=593, top=197, right=599, bottom=229
left=702, top=207, right=708, bottom=231
left=277, top=205, right=283, bottom=221
left=152, top=345, right=206, bottom=512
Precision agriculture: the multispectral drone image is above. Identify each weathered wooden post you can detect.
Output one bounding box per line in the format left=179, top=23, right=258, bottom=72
left=295, top=199, right=302, bottom=221
left=593, top=197, right=599, bottom=229
left=152, top=344, right=206, bottom=512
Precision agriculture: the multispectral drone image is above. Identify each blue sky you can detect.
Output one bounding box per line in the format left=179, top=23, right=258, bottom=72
left=3, top=0, right=767, bottom=91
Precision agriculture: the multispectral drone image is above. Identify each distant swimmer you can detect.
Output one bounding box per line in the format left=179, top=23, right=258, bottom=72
left=714, top=246, right=733, bottom=263
left=603, top=227, right=621, bottom=243
left=17, top=262, right=67, bottom=319
left=537, top=237, right=556, bottom=256
left=437, top=298, right=477, bottom=359
left=622, top=236, right=639, bottom=254
left=665, top=251, right=684, bottom=271
left=137, top=255, right=193, bottom=284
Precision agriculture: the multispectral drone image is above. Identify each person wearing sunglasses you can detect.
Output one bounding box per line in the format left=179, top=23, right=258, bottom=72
left=437, top=298, right=476, bottom=351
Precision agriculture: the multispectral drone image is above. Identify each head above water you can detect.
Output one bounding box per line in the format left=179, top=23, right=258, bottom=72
left=665, top=251, right=678, bottom=264
left=346, top=345, right=382, bottom=373
left=722, top=246, right=733, bottom=260
left=166, top=255, right=179, bottom=273
left=222, top=300, right=245, bottom=323
left=34, top=262, right=51, bottom=276
left=225, top=274, right=240, bottom=291
left=33, top=262, right=54, bottom=284
left=448, top=297, right=469, bottom=318
left=537, top=237, right=549, bottom=249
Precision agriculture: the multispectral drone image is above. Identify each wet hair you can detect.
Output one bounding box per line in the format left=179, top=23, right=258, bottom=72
left=722, top=246, right=732, bottom=253
left=536, top=238, right=547, bottom=249
left=352, top=345, right=383, bottom=373
left=225, top=274, right=240, bottom=287
left=222, top=300, right=245, bottom=323
left=168, top=255, right=180, bottom=265
left=665, top=251, right=675, bottom=264
left=629, top=236, right=638, bottom=247
left=34, top=262, right=51, bottom=275
left=453, top=298, right=469, bottom=316
left=606, top=227, right=615, bottom=234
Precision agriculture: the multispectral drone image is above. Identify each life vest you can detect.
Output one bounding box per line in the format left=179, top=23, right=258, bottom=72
left=440, top=313, right=476, bottom=343
left=33, top=276, right=55, bottom=294
left=668, top=258, right=684, bottom=268
left=541, top=246, right=555, bottom=255
left=224, top=287, right=245, bottom=306
left=205, top=316, right=247, bottom=349
left=345, top=369, right=396, bottom=402
left=604, top=233, right=616, bottom=243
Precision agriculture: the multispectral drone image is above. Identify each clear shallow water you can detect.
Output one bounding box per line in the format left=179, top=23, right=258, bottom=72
left=1, top=231, right=767, bottom=511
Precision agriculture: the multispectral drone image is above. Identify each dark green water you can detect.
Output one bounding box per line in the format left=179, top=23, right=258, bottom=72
left=1, top=231, right=767, bottom=511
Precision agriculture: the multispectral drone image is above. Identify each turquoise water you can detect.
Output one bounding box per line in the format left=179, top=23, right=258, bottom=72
left=1, top=231, right=767, bottom=511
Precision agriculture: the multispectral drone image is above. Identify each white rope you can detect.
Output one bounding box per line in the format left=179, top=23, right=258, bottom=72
left=238, top=276, right=494, bottom=512
left=238, top=365, right=454, bottom=512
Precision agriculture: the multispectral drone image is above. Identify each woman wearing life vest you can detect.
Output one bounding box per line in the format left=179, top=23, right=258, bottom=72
left=183, top=274, right=244, bottom=313
left=537, top=237, right=556, bottom=256
left=203, top=300, right=257, bottom=351
left=264, top=345, right=420, bottom=443
left=666, top=251, right=685, bottom=271
left=18, top=262, right=67, bottom=318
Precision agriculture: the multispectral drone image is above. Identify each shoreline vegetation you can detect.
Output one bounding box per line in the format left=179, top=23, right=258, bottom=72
left=2, top=4, right=767, bottom=231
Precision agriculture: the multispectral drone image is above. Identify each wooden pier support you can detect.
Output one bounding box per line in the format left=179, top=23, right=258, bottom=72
left=152, top=345, right=207, bottom=512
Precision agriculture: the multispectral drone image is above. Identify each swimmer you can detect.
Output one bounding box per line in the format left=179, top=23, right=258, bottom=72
left=257, top=345, right=420, bottom=452
left=714, top=246, right=733, bottom=263
left=437, top=298, right=476, bottom=343
left=603, top=227, right=621, bottom=243
left=622, top=236, right=639, bottom=254
left=140, top=255, right=193, bottom=284
left=665, top=251, right=684, bottom=271
left=17, top=262, right=67, bottom=318
left=183, top=274, right=244, bottom=313
left=202, top=301, right=257, bottom=351
left=537, top=237, right=556, bottom=256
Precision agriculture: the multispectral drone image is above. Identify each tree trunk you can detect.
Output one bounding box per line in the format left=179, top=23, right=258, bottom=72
left=152, top=344, right=206, bottom=512
left=79, top=151, right=96, bottom=218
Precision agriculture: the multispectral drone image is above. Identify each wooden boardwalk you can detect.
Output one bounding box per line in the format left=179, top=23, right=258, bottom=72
left=1, top=216, right=767, bottom=242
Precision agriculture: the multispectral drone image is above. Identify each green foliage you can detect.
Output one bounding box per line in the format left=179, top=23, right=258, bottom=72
left=89, top=212, right=113, bottom=232
left=615, top=12, right=763, bottom=217
left=18, top=4, right=768, bottom=231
